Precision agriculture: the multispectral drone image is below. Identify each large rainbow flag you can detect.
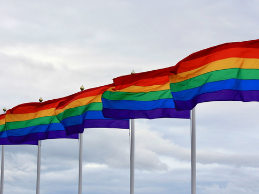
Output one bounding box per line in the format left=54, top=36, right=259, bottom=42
left=170, top=39, right=259, bottom=110
left=102, top=68, right=190, bottom=119
left=55, top=84, right=129, bottom=136
left=5, top=99, right=78, bottom=144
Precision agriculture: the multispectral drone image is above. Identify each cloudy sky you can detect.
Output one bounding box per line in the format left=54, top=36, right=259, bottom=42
left=1, top=0, right=259, bottom=193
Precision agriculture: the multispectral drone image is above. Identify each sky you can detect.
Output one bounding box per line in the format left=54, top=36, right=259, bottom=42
left=0, top=0, right=259, bottom=193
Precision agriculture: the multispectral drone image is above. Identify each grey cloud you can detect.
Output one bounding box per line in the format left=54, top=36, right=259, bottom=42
left=197, top=165, right=259, bottom=194
left=1, top=0, right=259, bottom=193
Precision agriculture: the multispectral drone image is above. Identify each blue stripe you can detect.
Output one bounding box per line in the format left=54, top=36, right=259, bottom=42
left=102, top=98, right=176, bottom=110
left=172, top=79, right=259, bottom=101
left=60, top=111, right=127, bottom=127
left=6, top=123, right=66, bottom=137
left=0, top=131, right=7, bottom=138
left=173, top=90, right=259, bottom=111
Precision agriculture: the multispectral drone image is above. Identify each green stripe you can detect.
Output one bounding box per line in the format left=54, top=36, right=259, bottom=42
left=6, top=116, right=60, bottom=131
left=170, top=68, right=259, bottom=92
left=0, top=125, right=5, bottom=132
left=57, top=102, right=102, bottom=120
left=102, top=90, right=172, bottom=101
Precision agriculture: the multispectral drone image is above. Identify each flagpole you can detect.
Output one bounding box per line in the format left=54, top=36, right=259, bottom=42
left=78, top=133, right=83, bottom=194
left=36, top=140, right=41, bottom=194
left=78, top=85, right=84, bottom=194
left=130, top=119, right=135, bottom=194
left=129, top=70, right=136, bottom=194
left=0, top=145, right=4, bottom=194
left=191, top=107, right=196, bottom=194
left=1, top=108, right=6, bottom=194
left=36, top=98, right=43, bottom=194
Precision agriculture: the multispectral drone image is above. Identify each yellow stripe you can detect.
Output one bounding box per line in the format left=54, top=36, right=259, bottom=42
left=107, top=84, right=170, bottom=93
left=0, top=119, right=5, bottom=125
left=6, top=108, right=56, bottom=122
left=55, top=94, right=102, bottom=115
left=171, top=58, right=259, bottom=83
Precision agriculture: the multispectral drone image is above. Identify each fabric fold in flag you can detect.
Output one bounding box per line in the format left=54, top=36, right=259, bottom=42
left=169, top=39, right=259, bottom=110
left=55, top=84, right=129, bottom=136
left=0, top=113, right=38, bottom=145
left=5, top=99, right=78, bottom=144
left=102, top=67, right=190, bottom=119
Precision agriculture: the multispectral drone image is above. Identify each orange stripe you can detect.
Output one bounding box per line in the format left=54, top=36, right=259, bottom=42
left=0, top=119, right=5, bottom=125
left=106, top=84, right=170, bottom=93
left=6, top=108, right=56, bottom=122
left=176, top=46, right=259, bottom=74
left=171, top=57, right=259, bottom=83
left=55, top=94, right=102, bottom=115
left=7, top=94, right=104, bottom=121
left=57, top=86, right=112, bottom=110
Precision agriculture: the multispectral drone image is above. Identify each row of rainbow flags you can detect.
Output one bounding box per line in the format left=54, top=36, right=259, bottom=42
left=1, top=39, right=259, bottom=145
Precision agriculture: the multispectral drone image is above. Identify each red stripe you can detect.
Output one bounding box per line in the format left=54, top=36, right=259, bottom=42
left=131, top=76, right=169, bottom=87
left=173, top=39, right=259, bottom=74
left=7, top=99, right=61, bottom=114
left=114, top=66, right=175, bottom=90
left=0, top=114, right=4, bottom=120
left=7, top=84, right=113, bottom=114
left=56, top=84, right=113, bottom=109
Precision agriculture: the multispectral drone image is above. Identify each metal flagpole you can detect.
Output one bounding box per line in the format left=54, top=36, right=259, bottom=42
left=78, top=133, right=83, bottom=194
left=36, top=140, right=41, bottom=194
left=130, top=119, right=135, bottom=194
left=191, top=107, right=196, bottom=194
left=36, top=98, right=43, bottom=194
left=1, top=107, right=7, bottom=194
left=78, top=85, right=84, bottom=194
left=129, top=70, right=136, bottom=194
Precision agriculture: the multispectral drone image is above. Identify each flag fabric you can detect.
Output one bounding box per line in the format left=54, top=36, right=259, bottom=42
left=102, top=67, right=190, bottom=119
left=169, top=39, right=259, bottom=110
left=55, top=84, right=129, bottom=136
left=0, top=113, right=38, bottom=145
left=5, top=99, right=78, bottom=144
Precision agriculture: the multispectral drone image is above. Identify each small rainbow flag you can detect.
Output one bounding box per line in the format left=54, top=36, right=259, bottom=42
left=170, top=39, right=259, bottom=110
left=5, top=99, right=78, bottom=144
left=0, top=113, right=37, bottom=145
left=102, top=68, right=190, bottom=119
left=55, top=84, right=129, bottom=136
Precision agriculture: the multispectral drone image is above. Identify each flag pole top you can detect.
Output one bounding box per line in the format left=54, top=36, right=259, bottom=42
left=3, top=107, right=6, bottom=113
left=80, top=85, right=84, bottom=91
left=131, top=70, right=135, bottom=74
left=39, top=97, right=43, bottom=102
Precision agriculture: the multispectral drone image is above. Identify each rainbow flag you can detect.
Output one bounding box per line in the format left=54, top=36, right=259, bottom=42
left=102, top=68, right=190, bottom=119
left=170, top=39, right=259, bottom=110
left=5, top=99, right=78, bottom=144
left=55, top=84, right=129, bottom=136
left=0, top=114, right=37, bottom=145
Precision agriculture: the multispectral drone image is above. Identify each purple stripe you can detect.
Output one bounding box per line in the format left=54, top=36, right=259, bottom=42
left=8, top=130, right=78, bottom=144
left=102, top=108, right=190, bottom=119
left=66, top=124, right=84, bottom=135
left=66, top=119, right=130, bottom=136
left=173, top=90, right=259, bottom=110
left=0, top=138, right=38, bottom=145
